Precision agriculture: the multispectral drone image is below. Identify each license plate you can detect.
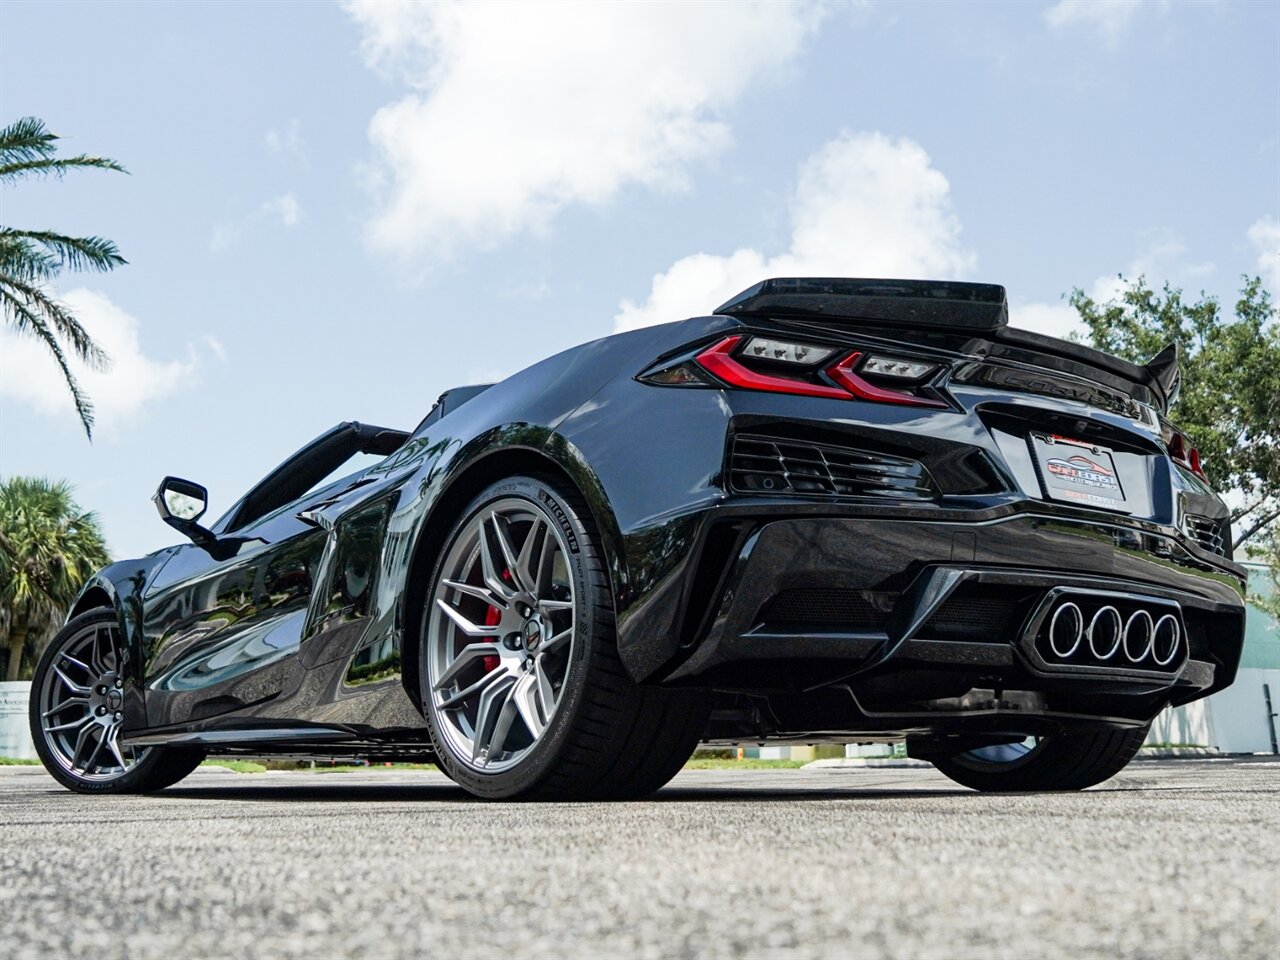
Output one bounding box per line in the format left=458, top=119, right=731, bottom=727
left=1030, top=434, right=1127, bottom=509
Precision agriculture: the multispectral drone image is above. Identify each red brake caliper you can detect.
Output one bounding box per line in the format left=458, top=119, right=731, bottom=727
left=480, top=568, right=515, bottom=673
left=482, top=604, right=501, bottom=673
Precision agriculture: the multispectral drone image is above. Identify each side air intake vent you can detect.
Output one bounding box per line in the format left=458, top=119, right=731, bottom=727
left=1182, top=515, right=1227, bottom=557
left=730, top=435, right=936, bottom=500
left=758, top=588, right=898, bottom=631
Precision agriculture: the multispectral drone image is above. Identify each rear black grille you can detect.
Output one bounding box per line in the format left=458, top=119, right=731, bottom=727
left=730, top=435, right=935, bottom=500
left=1182, top=515, right=1227, bottom=557
left=918, top=586, right=1034, bottom=642
left=758, top=588, right=896, bottom=631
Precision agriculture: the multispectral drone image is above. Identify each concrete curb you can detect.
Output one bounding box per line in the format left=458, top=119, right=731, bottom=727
left=804, top=758, right=932, bottom=769
left=1134, top=746, right=1220, bottom=759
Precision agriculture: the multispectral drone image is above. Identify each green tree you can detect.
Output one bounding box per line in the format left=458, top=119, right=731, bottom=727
left=0, top=117, right=127, bottom=438
left=0, top=478, right=109, bottom=681
left=1069, top=276, right=1280, bottom=611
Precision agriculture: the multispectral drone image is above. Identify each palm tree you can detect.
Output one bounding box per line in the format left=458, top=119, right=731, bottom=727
left=0, top=477, right=109, bottom=681
left=0, top=117, right=128, bottom=438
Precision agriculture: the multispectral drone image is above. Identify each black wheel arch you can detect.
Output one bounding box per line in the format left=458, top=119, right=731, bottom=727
left=68, top=585, right=116, bottom=621
left=397, top=436, right=627, bottom=712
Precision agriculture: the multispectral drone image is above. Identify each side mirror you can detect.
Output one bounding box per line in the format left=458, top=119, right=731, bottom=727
left=153, top=477, right=214, bottom=545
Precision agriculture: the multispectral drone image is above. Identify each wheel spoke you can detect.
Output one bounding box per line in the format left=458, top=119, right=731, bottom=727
left=472, top=675, right=516, bottom=764
left=82, top=726, right=107, bottom=774
left=43, top=697, right=87, bottom=718
left=88, top=627, right=109, bottom=675
left=70, top=724, right=95, bottom=771
left=532, top=658, right=556, bottom=720
left=435, top=599, right=501, bottom=638
left=489, top=512, right=525, bottom=591
left=60, top=652, right=91, bottom=673
left=533, top=529, right=556, bottom=599
left=44, top=713, right=93, bottom=735
left=515, top=518, right=545, bottom=594
left=106, top=727, right=129, bottom=771
left=511, top=672, right=544, bottom=739
left=537, top=599, right=573, bottom=613
left=438, top=664, right=510, bottom=709
left=540, top=628, right=572, bottom=655
left=53, top=665, right=90, bottom=696
left=442, top=578, right=505, bottom=609
left=434, top=642, right=504, bottom=690
left=479, top=520, right=516, bottom=599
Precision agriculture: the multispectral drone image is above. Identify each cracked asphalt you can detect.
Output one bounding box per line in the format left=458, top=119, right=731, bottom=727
left=1, top=758, right=1277, bottom=960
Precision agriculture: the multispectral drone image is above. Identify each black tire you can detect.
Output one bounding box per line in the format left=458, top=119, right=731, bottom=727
left=420, top=475, right=710, bottom=801
left=29, top=609, right=206, bottom=794
left=930, top=726, right=1149, bottom=792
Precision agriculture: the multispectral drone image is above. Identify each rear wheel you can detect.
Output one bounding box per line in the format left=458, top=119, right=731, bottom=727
left=930, top=726, right=1149, bottom=792
left=420, top=475, right=709, bottom=800
left=30, top=609, right=205, bottom=794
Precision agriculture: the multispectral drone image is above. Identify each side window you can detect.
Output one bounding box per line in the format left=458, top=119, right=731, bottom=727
left=220, top=423, right=408, bottom=534
left=299, top=452, right=387, bottom=502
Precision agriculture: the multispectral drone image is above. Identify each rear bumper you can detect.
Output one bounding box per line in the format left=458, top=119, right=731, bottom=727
left=642, top=508, right=1245, bottom=732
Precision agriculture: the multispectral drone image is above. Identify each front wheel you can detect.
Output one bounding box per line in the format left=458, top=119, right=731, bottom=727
left=420, top=475, right=709, bottom=800
left=930, top=726, right=1149, bottom=792
left=29, top=609, right=205, bottom=794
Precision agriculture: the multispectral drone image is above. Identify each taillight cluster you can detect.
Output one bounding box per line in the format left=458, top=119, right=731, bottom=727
left=1164, top=426, right=1207, bottom=480
left=642, top=334, right=946, bottom=409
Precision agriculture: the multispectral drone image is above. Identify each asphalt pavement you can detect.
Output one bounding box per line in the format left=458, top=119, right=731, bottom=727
left=1, top=758, right=1277, bottom=960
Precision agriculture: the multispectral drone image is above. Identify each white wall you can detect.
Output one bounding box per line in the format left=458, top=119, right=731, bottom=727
left=1206, top=668, right=1280, bottom=753
left=0, top=682, right=36, bottom=760
left=1147, top=668, right=1280, bottom=753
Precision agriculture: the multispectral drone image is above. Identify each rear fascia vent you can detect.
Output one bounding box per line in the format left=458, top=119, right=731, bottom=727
left=730, top=435, right=936, bottom=501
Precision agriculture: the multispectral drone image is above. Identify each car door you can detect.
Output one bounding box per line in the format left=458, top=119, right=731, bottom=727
left=139, top=504, right=328, bottom=728
left=137, top=422, right=410, bottom=729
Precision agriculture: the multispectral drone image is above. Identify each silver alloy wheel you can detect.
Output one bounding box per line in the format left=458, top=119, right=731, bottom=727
left=961, top=736, right=1040, bottom=765
left=426, top=497, right=576, bottom=773
left=38, top=620, right=148, bottom=781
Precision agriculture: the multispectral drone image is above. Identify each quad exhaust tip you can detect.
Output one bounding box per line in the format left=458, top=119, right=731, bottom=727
left=1045, top=600, right=1182, bottom=669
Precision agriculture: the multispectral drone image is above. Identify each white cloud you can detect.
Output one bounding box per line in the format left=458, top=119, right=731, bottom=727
left=1247, top=216, right=1280, bottom=293
left=0, top=289, right=216, bottom=429
left=344, top=0, right=825, bottom=262
left=1009, top=299, right=1085, bottom=340
left=1044, top=0, right=1150, bottom=47
left=210, top=192, right=302, bottom=252
left=265, top=119, right=307, bottom=167
left=1012, top=235, right=1218, bottom=340
left=614, top=132, right=975, bottom=332
left=262, top=192, right=301, bottom=227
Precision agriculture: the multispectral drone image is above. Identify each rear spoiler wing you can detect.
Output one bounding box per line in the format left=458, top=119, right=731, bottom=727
left=715, top=277, right=1009, bottom=331
left=714, top=277, right=1180, bottom=412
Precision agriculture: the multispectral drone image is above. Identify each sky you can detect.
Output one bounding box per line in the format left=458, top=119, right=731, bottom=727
left=1, top=0, right=1278, bottom=561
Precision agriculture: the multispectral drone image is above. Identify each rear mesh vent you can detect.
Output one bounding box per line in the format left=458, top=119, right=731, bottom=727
left=919, top=585, right=1036, bottom=643
left=758, top=588, right=897, bottom=631
left=730, top=435, right=935, bottom=500
left=1182, top=515, right=1227, bottom=557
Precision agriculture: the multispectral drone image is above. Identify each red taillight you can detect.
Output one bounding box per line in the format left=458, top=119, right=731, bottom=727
left=1188, top=447, right=1203, bottom=476
left=693, top=335, right=945, bottom=408
left=694, top=336, right=850, bottom=400
left=1165, top=428, right=1206, bottom=480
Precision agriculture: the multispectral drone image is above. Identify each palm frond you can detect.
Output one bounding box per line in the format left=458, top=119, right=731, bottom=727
left=0, top=275, right=110, bottom=370
left=0, top=229, right=126, bottom=273
left=0, top=235, right=59, bottom=282
left=0, top=117, right=58, bottom=165
left=0, top=289, right=95, bottom=437
left=0, top=155, right=128, bottom=182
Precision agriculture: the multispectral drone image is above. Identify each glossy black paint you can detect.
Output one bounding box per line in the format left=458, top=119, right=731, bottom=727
left=67, top=299, right=1246, bottom=758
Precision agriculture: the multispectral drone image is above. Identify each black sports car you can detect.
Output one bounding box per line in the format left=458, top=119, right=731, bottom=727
left=30, top=278, right=1245, bottom=799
